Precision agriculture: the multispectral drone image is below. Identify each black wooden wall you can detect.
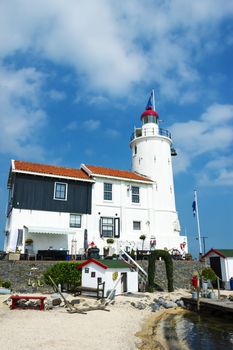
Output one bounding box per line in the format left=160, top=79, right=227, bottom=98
left=12, top=174, right=92, bottom=214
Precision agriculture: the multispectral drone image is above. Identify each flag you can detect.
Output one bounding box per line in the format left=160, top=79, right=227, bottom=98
left=146, top=91, right=154, bottom=110
left=192, top=200, right=196, bottom=217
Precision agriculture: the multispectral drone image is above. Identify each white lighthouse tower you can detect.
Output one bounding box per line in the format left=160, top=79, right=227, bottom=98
left=130, top=92, right=187, bottom=251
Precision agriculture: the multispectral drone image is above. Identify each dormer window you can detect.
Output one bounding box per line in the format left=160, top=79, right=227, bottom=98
left=54, top=182, right=68, bottom=200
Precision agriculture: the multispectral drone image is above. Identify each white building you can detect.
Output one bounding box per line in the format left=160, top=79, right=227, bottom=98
left=202, top=248, right=233, bottom=290
left=77, top=258, right=138, bottom=296
left=4, top=98, right=187, bottom=257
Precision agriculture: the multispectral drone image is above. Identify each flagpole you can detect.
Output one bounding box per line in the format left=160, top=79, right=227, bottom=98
left=152, top=89, right=156, bottom=111
left=194, top=190, right=203, bottom=256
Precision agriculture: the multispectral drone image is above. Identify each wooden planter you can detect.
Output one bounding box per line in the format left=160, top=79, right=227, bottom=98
left=8, top=253, right=20, bottom=261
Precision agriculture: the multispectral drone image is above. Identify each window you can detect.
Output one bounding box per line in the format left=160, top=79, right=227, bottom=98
left=132, top=186, right=140, bottom=203
left=104, top=183, right=112, bottom=201
left=100, top=217, right=120, bottom=238
left=91, top=272, right=96, bottom=278
left=85, top=268, right=89, bottom=274
left=101, top=217, right=114, bottom=237
left=54, top=182, right=67, bottom=200
left=133, top=221, right=141, bottom=230
left=70, top=214, right=81, bottom=228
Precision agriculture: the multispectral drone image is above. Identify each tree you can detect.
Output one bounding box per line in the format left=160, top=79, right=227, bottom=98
left=147, top=249, right=174, bottom=292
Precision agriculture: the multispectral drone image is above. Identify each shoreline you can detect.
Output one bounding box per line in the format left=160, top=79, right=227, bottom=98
left=135, top=308, right=189, bottom=350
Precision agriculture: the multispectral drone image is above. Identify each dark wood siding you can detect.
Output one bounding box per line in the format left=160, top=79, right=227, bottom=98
left=12, top=174, right=92, bottom=214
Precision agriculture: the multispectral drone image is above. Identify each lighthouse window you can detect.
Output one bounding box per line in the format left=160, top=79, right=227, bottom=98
left=134, top=145, right=137, bottom=155
left=143, top=115, right=156, bottom=124
left=132, top=186, right=140, bottom=203
left=104, top=183, right=112, bottom=200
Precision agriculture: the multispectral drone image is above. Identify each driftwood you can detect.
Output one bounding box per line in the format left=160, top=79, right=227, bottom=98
left=48, top=276, right=86, bottom=314
left=67, top=304, right=110, bottom=314
left=48, top=276, right=109, bottom=314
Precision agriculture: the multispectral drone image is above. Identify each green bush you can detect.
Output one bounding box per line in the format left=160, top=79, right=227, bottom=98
left=201, top=267, right=217, bottom=281
left=43, top=262, right=81, bottom=292
left=0, top=280, right=11, bottom=289
left=147, top=249, right=174, bottom=292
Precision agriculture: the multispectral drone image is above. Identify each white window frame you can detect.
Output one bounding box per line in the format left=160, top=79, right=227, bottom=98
left=103, top=183, right=113, bottom=201
left=131, top=186, right=140, bottom=203
left=54, top=182, right=68, bottom=201
left=69, top=214, right=82, bottom=228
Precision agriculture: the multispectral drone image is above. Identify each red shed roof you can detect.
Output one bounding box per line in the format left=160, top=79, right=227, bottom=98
left=82, top=164, right=152, bottom=183
left=13, top=160, right=92, bottom=181
left=202, top=248, right=233, bottom=259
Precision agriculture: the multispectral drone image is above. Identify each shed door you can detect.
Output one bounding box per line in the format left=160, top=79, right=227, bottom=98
left=210, top=257, right=222, bottom=279
left=121, top=273, right=127, bottom=293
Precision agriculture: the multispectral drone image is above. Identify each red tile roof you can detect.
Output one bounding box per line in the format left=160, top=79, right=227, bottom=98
left=84, top=164, right=152, bottom=182
left=13, top=160, right=91, bottom=181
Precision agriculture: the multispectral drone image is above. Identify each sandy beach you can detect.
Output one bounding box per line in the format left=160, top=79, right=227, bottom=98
left=2, top=289, right=230, bottom=350
left=0, top=293, right=152, bottom=350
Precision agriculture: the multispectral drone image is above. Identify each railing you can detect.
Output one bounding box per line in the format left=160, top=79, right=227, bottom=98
left=130, top=127, right=171, bottom=141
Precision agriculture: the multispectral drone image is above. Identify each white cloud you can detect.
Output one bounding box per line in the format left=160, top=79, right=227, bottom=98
left=105, top=128, right=120, bottom=138
left=0, top=0, right=232, bottom=99
left=48, top=89, right=66, bottom=101
left=170, top=103, right=233, bottom=186
left=63, top=121, right=78, bottom=131
left=83, top=119, right=100, bottom=131
left=0, top=65, right=47, bottom=159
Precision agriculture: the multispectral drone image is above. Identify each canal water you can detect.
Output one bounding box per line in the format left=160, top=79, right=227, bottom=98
left=161, top=311, right=233, bottom=350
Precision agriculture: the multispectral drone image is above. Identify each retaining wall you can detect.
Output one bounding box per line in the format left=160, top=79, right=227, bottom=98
left=0, top=259, right=204, bottom=293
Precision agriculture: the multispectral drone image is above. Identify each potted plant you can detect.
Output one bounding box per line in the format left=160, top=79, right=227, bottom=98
left=139, top=234, right=146, bottom=251
left=106, top=238, right=114, bottom=245
left=25, top=238, right=33, bottom=245
left=130, top=249, right=136, bottom=260
left=201, top=267, right=217, bottom=297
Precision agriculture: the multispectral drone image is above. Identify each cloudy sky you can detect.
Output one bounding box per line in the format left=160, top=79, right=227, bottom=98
left=0, top=0, right=233, bottom=256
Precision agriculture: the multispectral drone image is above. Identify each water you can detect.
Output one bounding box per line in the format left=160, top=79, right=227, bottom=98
left=161, top=312, right=233, bottom=350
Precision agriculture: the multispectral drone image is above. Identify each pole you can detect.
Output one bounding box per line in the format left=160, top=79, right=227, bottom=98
left=194, top=190, right=203, bottom=256
left=202, top=236, right=208, bottom=254
left=152, top=89, right=156, bottom=111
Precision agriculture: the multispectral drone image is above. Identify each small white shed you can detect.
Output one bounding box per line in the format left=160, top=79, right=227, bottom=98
left=202, top=248, right=233, bottom=290
left=77, top=258, right=138, bottom=297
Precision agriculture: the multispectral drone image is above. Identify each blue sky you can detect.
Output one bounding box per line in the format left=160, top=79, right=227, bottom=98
left=0, top=0, right=233, bottom=257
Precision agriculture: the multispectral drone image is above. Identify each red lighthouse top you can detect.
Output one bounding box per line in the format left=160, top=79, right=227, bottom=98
left=140, top=106, right=159, bottom=120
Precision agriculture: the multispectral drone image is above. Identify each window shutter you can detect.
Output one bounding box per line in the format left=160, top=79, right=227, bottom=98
left=99, top=217, right=103, bottom=237
left=114, top=218, right=120, bottom=238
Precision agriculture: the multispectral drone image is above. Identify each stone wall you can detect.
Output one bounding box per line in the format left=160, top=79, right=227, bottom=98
left=140, top=260, right=204, bottom=290
left=0, top=259, right=204, bottom=293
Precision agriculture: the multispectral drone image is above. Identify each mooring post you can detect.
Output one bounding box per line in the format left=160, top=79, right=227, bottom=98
left=217, top=277, right=220, bottom=299
left=197, top=287, right=200, bottom=312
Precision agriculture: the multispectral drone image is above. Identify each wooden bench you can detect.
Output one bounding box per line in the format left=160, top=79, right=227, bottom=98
left=74, top=282, right=105, bottom=299
left=10, top=295, right=46, bottom=310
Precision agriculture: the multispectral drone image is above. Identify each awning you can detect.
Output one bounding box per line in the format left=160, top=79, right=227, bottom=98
left=24, top=226, right=73, bottom=235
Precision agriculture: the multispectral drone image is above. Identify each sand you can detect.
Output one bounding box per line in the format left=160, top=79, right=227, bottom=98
left=1, top=289, right=231, bottom=350
left=0, top=294, right=150, bottom=350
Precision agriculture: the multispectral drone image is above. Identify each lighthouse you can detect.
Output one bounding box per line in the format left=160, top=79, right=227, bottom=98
left=130, top=92, right=185, bottom=250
